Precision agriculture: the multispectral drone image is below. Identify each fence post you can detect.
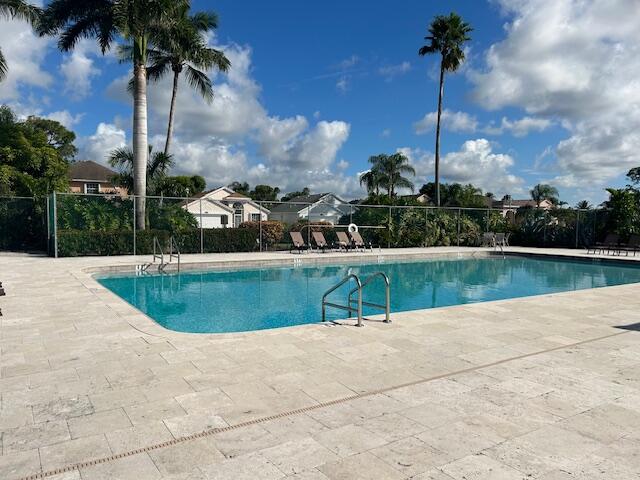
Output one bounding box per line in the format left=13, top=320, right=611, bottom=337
left=306, top=204, right=311, bottom=247
left=52, top=191, right=58, bottom=258
left=388, top=206, right=392, bottom=249
left=199, top=198, right=204, bottom=254
left=575, top=210, right=580, bottom=249
left=457, top=209, right=461, bottom=247
left=259, top=201, right=263, bottom=252
left=132, top=195, right=137, bottom=256
left=425, top=208, right=428, bottom=246
left=485, top=209, right=490, bottom=233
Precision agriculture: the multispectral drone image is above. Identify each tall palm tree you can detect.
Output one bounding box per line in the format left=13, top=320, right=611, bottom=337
left=374, top=153, right=416, bottom=200
left=39, top=0, right=188, bottom=230
left=530, top=183, right=559, bottom=208
left=124, top=6, right=230, bottom=155
left=359, top=155, right=386, bottom=196
left=575, top=200, right=592, bottom=210
left=0, top=0, right=41, bottom=81
left=419, top=12, right=472, bottom=207
left=108, top=146, right=173, bottom=195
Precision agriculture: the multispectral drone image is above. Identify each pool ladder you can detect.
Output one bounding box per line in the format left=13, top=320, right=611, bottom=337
left=321, top=272, right=391, bottom=327
left=151, top=236, right=181, bottom=272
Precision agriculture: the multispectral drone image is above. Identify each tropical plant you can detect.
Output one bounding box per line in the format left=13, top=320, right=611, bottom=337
left=359, top=155, right=386, bottom=196
left=364, top=153, right=416, bottom=200
left=108, top=146, right=173, bottom=195
left=228, top=181, right=250, bottom=195
left=125, top=5, right=230, bottom=155
left=281, top=187, right=311, bottom=202
left=0, top=0, right=41, bottom=81
left=575, top=200, right=592, bottom=210
left=249, top=185, right=280, bottom=202
left=530, top=183, right=559, bottom=208
left=39, top=0, right=189, bottom=229
left=602, top=188, right=640, bottom=238
left=419, top=12, right=472, bottom=206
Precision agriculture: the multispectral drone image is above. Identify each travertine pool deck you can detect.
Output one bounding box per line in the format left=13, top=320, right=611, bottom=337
left=1, top=247, right=640, bottom=479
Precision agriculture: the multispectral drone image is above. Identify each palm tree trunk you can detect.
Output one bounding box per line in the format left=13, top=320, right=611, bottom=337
left=164, top=69, right=180, bottom=156
left=133, top=62, right=148, bottom=230
left=434, top=61, right=445, bottom=207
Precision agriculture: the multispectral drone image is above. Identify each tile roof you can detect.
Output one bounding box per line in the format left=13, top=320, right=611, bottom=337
left=68, top=161, right=117, bottom=183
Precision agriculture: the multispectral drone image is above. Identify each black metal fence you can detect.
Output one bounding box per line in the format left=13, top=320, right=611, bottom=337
left=0, top=192, right=615, bottom=257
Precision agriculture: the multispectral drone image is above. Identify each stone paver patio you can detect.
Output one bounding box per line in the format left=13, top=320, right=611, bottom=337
left=1, top=247, right=640, bottom=479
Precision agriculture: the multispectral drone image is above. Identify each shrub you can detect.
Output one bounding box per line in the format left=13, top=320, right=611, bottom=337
left=239, top=221, right=284, bottom=248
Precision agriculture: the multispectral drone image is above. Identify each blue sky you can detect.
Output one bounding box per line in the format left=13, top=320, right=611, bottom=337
left=1, top=0, right=638, bottom=204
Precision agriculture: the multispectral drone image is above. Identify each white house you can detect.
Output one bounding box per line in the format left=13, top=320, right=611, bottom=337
left=182, top=187, right=269, bottom=229
left=269, top=193, right=352, bottom=225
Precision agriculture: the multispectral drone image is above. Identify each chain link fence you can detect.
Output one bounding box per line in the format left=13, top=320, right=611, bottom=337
left=0, top=192, right=616, bottom=257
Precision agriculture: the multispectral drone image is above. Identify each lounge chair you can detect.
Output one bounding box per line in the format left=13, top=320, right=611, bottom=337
left=481, top=232, right=495, bottom=247
left=494, top=233, right=506, bottom=248
left=619, top=234, right=640, bottom=256
left=335, top=231, right=351, bottom=251
left=588, top=233, right=620, bottom=255
left=312, top=231, right=329, bottom=252
left=289, top=231, right=308, bottom=254
left=349, top=231, right=370, bottom=251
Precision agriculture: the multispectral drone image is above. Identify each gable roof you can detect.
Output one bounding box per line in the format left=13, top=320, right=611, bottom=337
left=181, top=186, right=270, bottom=213
left=69, top=161, right=117, bottom=183
left=270, top=193, right=333, bottom=213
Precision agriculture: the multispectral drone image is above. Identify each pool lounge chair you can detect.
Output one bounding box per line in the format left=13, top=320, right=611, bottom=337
left=619, top=234, right=640, bottom=256
left=587, top=233, right=620, bottom=255
left=289, top=231, right=308, bottom=254
left=312, top=231, right=329, bottom=252
left=335, top=232, right=350, bottom=251
left=349, top=231, right=370, bottom=251
left=481, top=232, right=495, bottom=247
left=495, top=233, right=507, bottom=247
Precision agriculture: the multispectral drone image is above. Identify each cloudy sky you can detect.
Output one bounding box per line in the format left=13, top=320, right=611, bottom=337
left=1, top=0, right=639, bottom=204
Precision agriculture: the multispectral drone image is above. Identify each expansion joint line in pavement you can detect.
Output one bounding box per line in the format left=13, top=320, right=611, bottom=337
left=16, top=329, right=630, bottom=480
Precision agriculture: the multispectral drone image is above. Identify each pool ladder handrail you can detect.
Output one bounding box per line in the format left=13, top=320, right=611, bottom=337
left=321, top=272, right=391, bottom=327
left=152, top=236, right=181, bottom=272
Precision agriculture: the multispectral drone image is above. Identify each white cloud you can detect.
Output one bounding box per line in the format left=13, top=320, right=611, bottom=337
left=381, top=128, right=391, bottom=138
left=399, top=139, right=525, bottom=196
left=336, top=76, right=349, bottom=94
left=483, top=116, right=553, bottom=137
left=79, top=123, right=127, bottom=164
left=378, top=61, right=411, bottom=81
left=0, top=15, right=52, bottom=101
left=59, top=39, right=101, bottom=100
left=45, top=110, right=84, bottom=128
left=414, top=109, right=479, bottom=134
left=470, top=0, right=640, bottom=188
left=335, top=55, right=359, bottom=70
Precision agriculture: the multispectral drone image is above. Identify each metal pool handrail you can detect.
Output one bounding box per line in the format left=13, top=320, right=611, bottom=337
left=348, top=272, right=391, bottom=324
left=322, top=274, right=363, bottom=327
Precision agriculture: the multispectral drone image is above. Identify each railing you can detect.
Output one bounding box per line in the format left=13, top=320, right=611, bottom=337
left=168, top=236, right=181, bottom=272
left=322, top=271, right=391, bottom=327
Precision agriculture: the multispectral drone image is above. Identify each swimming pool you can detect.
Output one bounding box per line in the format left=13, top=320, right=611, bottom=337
left=96, top=255, right=640, bottom=334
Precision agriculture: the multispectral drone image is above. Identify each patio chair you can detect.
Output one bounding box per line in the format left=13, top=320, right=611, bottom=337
left=588, top=233, right=620, bottom=255
left=335, top=231, right=350, bottom=251
left=349, top=231, right=370, bottom=251
left=289, top=231, right=308, bottom=254
left=619, top=234, right=640, bottom=256
left=504, top=232, right=511, bottom=246
left=494, top=233, right=507, bottom=248
left=481, top=232, right=495, bottom=247
left=312, top=231, right=329, bottom=252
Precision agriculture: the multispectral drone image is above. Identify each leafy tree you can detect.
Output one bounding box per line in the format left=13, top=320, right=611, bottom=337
left=359, top=155, right=386, bottom=196
left=530, top=183, right=559, bottom=208
left=108, top=146, right=173, bottom=195
left=627, top=166, right=640, bottom=185
left=228, top=181, right=250, bottom=195
left=602, top=188, right=640, bottom=238
left=158, top=175, right=205, bottom=198
left=575, top=200, right=592, bottom=210
left=0, top=105, right=76, bottom=195
left=419, top=12, right=472, bottom=206
left=250, top=184, right=280, bottom=202
left=40, top=0, right=189, bottom=229
left=281, top=187, right=311, bottom=202
left=365, top=153, right=416, bottom=200
left=133, top=5, right=230, bottom=155
left=0, top=0, right=41, bottom=81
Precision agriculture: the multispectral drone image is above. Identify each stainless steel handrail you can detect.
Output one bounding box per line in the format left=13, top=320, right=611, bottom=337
left=168, top=236, right=181, bottom=272
left=347, top=272, right=391, bottom=323
left=152, top=237, right=164, bottom=265
left=322, top=274, right=363, bottom=327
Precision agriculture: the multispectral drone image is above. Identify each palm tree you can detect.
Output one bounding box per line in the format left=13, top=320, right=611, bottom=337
left=530, top=183, right=559, bottom=208
left=0, top=0, right=41, bottom=81
left=359, top=155, right=386, bottom=196
left=39, top=0, right=187, bottom=230
left=419, top=12, right=472, bottom=207
left=376, top=153, right=416, bottom=200
left=576, top=200, right=592, bottom=210
left=124, top=6, right=230, bottom=155
left=109, top=146, right=173, bottom=195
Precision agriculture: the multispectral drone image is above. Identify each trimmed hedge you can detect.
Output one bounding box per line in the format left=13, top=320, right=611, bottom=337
left=57, top=228, right=258, bottom=257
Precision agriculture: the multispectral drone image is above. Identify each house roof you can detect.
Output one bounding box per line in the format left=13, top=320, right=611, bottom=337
left=270, top=193, right=331, bottom=213
left=69, top=161, right=117, bottom=183
left=181, top=186, right=270, bottom=213
left=492, top=199, right=550, bottom=209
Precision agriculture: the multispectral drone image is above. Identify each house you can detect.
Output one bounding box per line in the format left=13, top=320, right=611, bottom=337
left=182, top=186, right=269, bottom=229
left=68, top=160, right=125, bottom=195
left=399, top=193, right=430, bottom=204
left=490, top=195, right=554, bottom=217
left=269, top=193, right=352, bottom=225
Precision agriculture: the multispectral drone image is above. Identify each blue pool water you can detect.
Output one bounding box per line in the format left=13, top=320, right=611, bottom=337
left=96, top=256, right=640, bottom=334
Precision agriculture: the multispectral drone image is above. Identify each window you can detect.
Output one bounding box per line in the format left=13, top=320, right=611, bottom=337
left=85, top=183, right=99, bottom=194
left=233, top=202, right=244, bottom=228
left=251, top=213, right=261, bottom=222
left=221, top=215, right=228, bottom=226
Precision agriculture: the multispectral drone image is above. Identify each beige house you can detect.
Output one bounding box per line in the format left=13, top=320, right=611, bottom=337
left=182, top=187, right=269, bottom=229
left=68, top=160, right=125, bottom=195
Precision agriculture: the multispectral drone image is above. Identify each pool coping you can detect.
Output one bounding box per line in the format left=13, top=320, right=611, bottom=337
left=73, top=247, right=640, bottom=340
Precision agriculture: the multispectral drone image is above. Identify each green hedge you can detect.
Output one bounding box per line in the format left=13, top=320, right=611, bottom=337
left=57, top=228, right=258, bottom=257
